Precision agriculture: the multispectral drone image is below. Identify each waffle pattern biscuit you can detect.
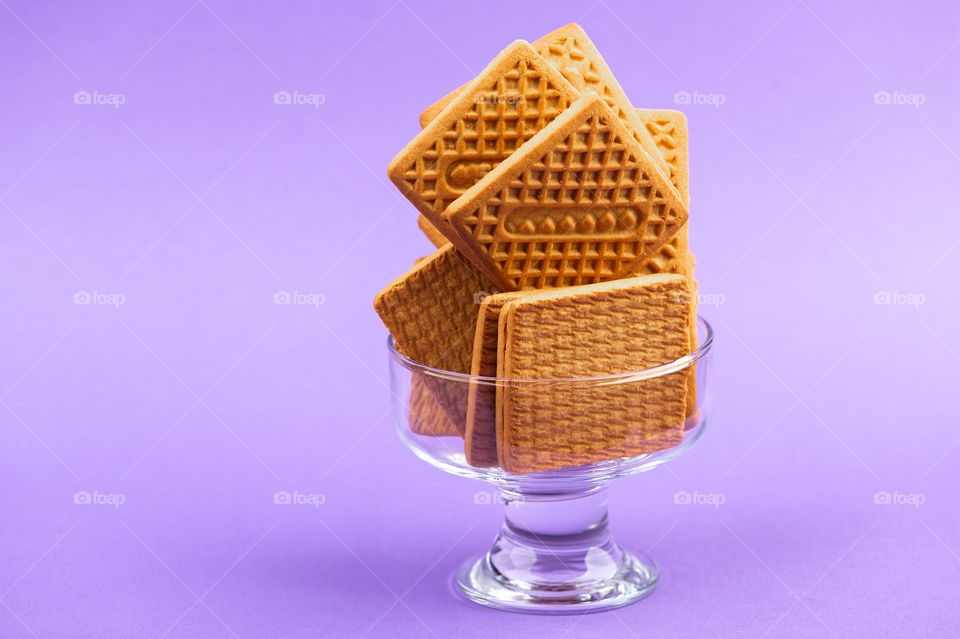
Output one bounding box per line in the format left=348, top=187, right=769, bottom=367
left=444, top=94, right=688, bottom=291
left=464, top=111, right=697, bottom=460
left=418, top=24, right=670, bottom=180
left=633, top=109, right=692, bottom=275
left=418, top=215, right=448, bottom=248
left=464, top=291, right=528, bottom=466
left=641, top=110, right=690, bottom=203
left=375, top=245, right=498, bottom=431
left=389, top=41, right=581, bottom=257
left=632, top=109, right=698, bottom=418
left=416, top=110, right=693, bottom=261
left=497, top=274, right=691, bottom=474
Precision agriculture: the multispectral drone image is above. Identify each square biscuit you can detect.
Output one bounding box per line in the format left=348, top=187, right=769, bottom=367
left=416, top=110, right=692, bottom=260
left=632, top=108, right=698, bottom=419
left=375, top=245, right=498, bottom=431
left=389, top=40, right=582, bottom=263
left=497, top=274, right=691, bottom=474
left=418, top=23, right=671, bottom=181
left=444, top=94, right=689, bottom=291
left=464, top=291, right=528, bottom=466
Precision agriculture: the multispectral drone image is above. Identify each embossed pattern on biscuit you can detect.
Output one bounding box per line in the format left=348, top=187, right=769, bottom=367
left=632, top=108, right=698, bottom=418
left=375, top=245, right=499, bottom=431
left=497, top=274, right=691, bottom=474
left=388, top=40, right=581, bottom=253
left=416, top=24, right=674, bottom=180
left=416, top=110, right=690, bottom=256
left=536, top=24, right=669, bottom=177
left=500, top=207, right=641, bottom=241
left=631, top=110, right=693, bottom=282
left=464, top=291, right=527, bottom=466
left=445, top=95, right=688, bottom=291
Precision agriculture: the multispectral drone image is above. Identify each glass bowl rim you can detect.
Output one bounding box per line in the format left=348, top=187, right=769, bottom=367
left=387, top=316, right=713, bottom=384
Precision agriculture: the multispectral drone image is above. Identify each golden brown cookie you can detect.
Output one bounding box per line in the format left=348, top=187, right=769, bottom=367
left=375, top=245, right=498, bottom=431
left=496, top=274, right=692, bottom=474
left=632, top=108, right=698, bottom=418
left=464, top=291, right=527, bottom=466
left=633, top=109, right=692, bottom=275
left=418, top=24, right=670, bottom=180
left=389, top=40, right=581, bottom=260
left=444, top=94, right=688, bottom=291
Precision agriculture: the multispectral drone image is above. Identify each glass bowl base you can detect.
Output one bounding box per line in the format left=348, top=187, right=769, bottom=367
left=454, top=549, right=658, bottom=614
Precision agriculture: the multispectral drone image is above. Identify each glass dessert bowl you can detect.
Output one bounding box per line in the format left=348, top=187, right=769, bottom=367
left=387, top=317, right=714, bottom=614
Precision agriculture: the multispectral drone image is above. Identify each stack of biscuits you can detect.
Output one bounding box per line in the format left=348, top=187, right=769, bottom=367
left=375, top=23, right=699, bottom=475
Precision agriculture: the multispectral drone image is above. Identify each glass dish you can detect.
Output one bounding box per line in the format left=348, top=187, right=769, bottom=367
left=387, top=317, right=714, bottom=614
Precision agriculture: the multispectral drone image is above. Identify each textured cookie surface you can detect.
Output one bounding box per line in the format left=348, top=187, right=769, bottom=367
left=632, top=109, right=698, bottom=418
left=445, top=94, right=688, bottom=291
left=633, top=109, right=692, bottom=276
left=535, top=23, right=670, bottom=178
left=464, top=291, right=527, bottom=466
left=416, top=112, right=694, bottom=272
left=375, top=245, right=498, bottom=430
left=418, top=24, right=670, bottom=179
left=389, top=40, right=580, bottom=257
left=498, top=274, right=691, bottom=474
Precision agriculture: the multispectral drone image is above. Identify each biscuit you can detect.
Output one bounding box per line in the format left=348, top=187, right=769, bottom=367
left=632, top=108, right=698, bottom=419
left=633, top=109, right=692, bottom=274
left=375, top=245, right=498, bottom=431
left=496, top=274, right=691, bottom=474
left=388, top=40, right=582, bottom=260
left=408, top=374, right=460, bottom=436
left=417, top=112, right=691, bottom=253
left=418, top=24, right=670, bottom=180
left=444, top=94, right=688, bottom=291
left=465, top=110, right=698, bottom=459
left=464, top=291, right=527, bottom=466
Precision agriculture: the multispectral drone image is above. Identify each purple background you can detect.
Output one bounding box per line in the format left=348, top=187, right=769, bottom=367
left=2, top=0, right=959, bottom=636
